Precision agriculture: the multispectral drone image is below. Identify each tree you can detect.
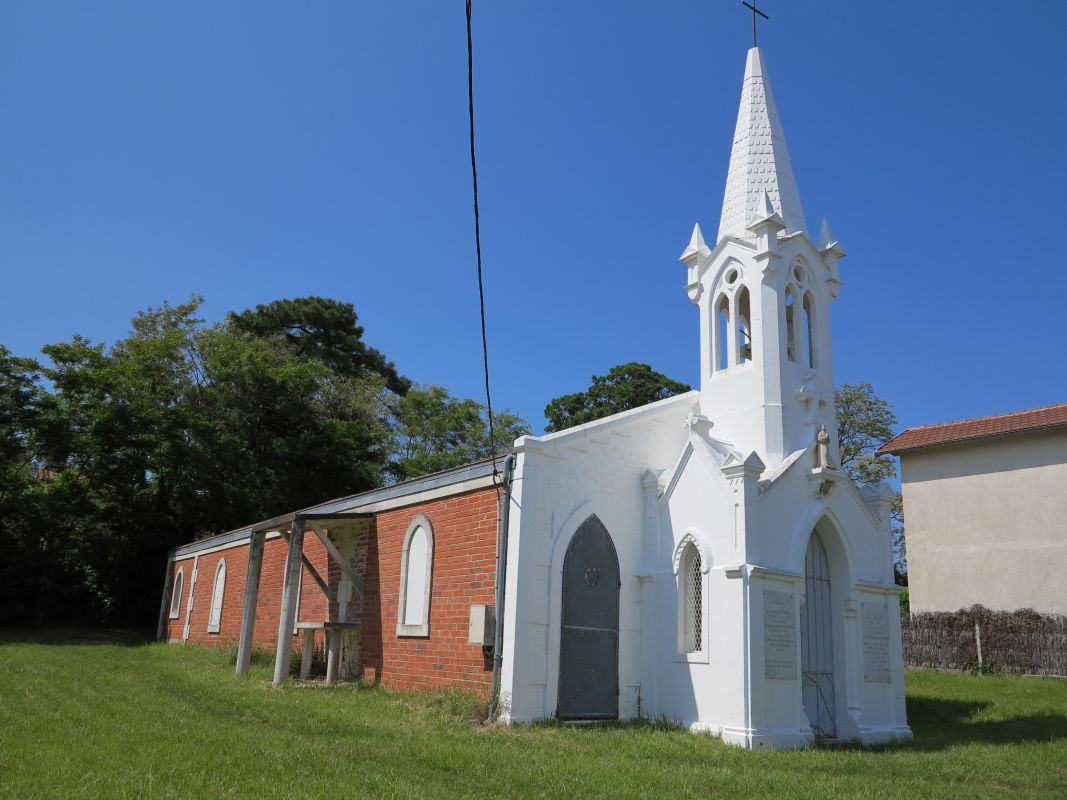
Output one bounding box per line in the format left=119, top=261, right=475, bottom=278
left=28, top=297, right=396, bottom=627
left=834, top=382, right=906, bottom=582
left=0, top=346, right=57, bottom=625
left=228, top=297, right=410, bottom=395
left=390, top=385, right=529, bottom=480
left=544, top=362, right=691, bottom=433
left=835, top=382, right=897, bottom=486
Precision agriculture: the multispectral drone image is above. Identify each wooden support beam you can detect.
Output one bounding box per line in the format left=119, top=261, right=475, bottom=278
left=301, top=554, right=329, bottom=596
left=300, top=628, right=316, bottom=680
left=273, top=521, right=305, bottom=686
left=307, top=523, right=363, bottom=598
left=278, top=528, right=330, bottom=597
left=325, top=629, right=340, bottom=686
left=236, top=530, right=266, bottom=675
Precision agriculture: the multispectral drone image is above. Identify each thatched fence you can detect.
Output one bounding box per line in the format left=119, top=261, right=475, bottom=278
left=902, top=605, right=1067, bottom=676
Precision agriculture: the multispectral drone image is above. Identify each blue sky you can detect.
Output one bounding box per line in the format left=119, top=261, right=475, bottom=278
left=3, top=1, right=1066, bottom=435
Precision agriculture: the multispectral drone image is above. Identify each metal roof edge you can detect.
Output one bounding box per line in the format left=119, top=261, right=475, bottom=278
left=169, top=456, right=505, bottom=558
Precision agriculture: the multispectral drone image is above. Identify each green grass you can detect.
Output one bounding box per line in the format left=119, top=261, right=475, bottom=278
left=1, top=631, right=1066, bottom=799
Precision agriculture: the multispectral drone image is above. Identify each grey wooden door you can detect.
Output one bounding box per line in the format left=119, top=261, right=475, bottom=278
left=801, top=531, right=837, bottom=738
left=557, top=516, right=619, bottom=720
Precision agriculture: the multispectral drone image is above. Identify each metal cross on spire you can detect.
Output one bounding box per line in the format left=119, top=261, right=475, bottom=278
left=741, top=0, right=769, bottom=48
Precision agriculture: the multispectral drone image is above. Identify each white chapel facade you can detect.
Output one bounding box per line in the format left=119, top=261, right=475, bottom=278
left=498, top=47, right=912, bottom=748
left=161, top=44, right=911, bottom=751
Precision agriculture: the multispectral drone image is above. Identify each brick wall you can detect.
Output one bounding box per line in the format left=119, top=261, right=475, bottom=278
left=362, top=486, right=500, bottom=696
left=161, top=483, right=501, bottom=697
left=164, top=535, right=330, bottom=651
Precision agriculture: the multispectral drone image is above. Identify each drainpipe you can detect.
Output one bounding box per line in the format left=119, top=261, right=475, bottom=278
left=488, top=453, right=515, bottom=721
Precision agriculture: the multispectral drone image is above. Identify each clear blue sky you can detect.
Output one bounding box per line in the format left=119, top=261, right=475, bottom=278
left=4, top=1, right=1066, bottom=435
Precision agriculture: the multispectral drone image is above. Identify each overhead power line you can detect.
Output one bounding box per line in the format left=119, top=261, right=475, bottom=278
left=465, top=0, right=499, bottom=479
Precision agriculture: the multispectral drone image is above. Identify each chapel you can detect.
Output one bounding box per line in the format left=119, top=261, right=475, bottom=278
left=161, top=45, right=911, bottom=749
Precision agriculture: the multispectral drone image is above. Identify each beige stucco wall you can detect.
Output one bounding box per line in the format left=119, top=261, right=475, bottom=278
left=900, top=427, right=1067, bottom=615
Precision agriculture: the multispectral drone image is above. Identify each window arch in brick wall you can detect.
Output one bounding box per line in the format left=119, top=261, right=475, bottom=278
left=207, top=559, right=226, bottom=634
left=396, top=514, right=434, bottom=637
left=169, top=567, right=185, bottom=620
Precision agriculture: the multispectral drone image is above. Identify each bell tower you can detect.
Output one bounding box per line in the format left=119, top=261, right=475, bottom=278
left=680, top=47, right=846, bottom=467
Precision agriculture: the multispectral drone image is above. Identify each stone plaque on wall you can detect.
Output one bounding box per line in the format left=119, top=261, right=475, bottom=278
left=763, top=590, right=797, bottom=680
left=862, top=602, right=892, bottom=683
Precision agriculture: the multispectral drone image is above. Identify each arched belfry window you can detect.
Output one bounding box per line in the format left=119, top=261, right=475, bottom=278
left=207, top=559, right=226, bottom=633
left=397, top=514, right=434, bottom=637
left=169, top=567, right=184, bottom=620
left=803, top=292, right=816, bottom=368
left=682, top=544, right=703, bottom=652
left=736, top=286, right=752, bottom=364
left=716, top=294, right=730, bottom=371
left=785, top=288, right=797, bottom=363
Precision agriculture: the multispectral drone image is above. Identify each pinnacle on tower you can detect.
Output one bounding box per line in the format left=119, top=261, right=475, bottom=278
left=817, top=218, right=837, bottom=250
left=717, top=48, right=807, bottom=244
left=680, top=222, right=711, bottom=262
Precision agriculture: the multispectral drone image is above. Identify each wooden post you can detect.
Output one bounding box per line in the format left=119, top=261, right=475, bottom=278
left=300, top=628, right=316, bottom=680
left=273, top=521, right=305, bottom=686
left=236, top=530, right=266, bottom=675
left=325, top=628, right=340, bottom=686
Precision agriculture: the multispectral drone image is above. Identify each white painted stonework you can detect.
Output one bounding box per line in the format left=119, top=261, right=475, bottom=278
left=498, top=47, right=911, bottom=748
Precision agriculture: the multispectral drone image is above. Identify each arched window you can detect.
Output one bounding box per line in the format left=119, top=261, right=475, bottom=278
left=803, top=292, right=816, bottom=368
left=682, top=544, right=703, bottom=652
left=736, top=286, right=752, bottom=364
left=207, top=559, right=226, bottom=633
left=716, top=294, right=730, bottom=371
left=785, top=288, right=797, bottom=363
left=169, top=567, right=184, bottom=619
left=397, top=515, right=434, bottom=637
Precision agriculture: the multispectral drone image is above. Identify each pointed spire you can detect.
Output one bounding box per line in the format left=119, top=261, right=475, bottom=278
left=717, top=48, right=807, bottom=244
left=817, top=217, right=836, bottom=250
left=679, top=222, right=710, bottom=262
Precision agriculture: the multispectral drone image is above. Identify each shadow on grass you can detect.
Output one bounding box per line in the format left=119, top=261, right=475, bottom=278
left=0, top=628, right=153, bottom=647
left=877, top=696, right=1067, bottom=752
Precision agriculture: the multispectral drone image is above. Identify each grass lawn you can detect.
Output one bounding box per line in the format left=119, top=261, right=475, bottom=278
left=1, top=631, right=1066, bottom=799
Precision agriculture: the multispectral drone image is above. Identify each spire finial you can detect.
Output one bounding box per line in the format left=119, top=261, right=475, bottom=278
left=741, top=1, right=769, bottom=48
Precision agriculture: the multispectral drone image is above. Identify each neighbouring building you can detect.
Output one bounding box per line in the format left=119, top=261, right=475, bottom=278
left=161, top=46, right=910, bottom=749
left=879, top=402, right=1067, bottom=616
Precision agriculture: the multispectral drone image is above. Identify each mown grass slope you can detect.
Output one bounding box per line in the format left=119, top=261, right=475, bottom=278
left=1, top=631, right=1065, bottom=799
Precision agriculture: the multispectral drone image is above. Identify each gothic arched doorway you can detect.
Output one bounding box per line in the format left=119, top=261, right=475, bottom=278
left=801, top=530, right=837, bottom=738
left=557, top=515, right=620, bottom=720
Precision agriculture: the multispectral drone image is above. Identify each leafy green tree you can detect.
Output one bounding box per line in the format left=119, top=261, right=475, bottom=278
left=544, top=362, right=691, bottom=433
left=26, top=297, right=396, bottom=627
left=228, top=297, right=410, bottom=395
left=834, top=382, right=906, bottom=581
left=390, top=385, right=529, bottom=480
left=0, top=347, right=54, bottom=625
left=835, top=382, right=898, bottom=486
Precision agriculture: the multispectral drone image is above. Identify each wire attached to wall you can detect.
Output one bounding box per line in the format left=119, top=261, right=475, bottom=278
left=465, top=0, right=499, bottom=480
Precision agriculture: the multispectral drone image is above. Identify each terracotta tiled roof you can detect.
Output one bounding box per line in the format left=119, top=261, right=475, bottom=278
left=878, top=402, right=1067, bottom=455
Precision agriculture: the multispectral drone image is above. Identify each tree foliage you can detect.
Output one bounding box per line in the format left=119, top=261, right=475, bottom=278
left=0, top=296, right=531, bottom=628
left=390, top=385, right=529, bottom=481
left=228, top=296, right=410, bottom=395
left=834, top=382, right=907, bottom=581
left=835, top=382, right=898, bottom=486
left=544, top=362, right=691, bottom=433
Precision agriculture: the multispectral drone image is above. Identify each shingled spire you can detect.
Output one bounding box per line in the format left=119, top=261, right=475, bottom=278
left=716, top=47, right=807, bottom=243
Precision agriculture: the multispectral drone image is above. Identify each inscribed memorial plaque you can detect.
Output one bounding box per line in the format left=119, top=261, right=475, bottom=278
left=763, top=590, right=797, bottom=680
left=862, top=602, right=892, bottom=683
